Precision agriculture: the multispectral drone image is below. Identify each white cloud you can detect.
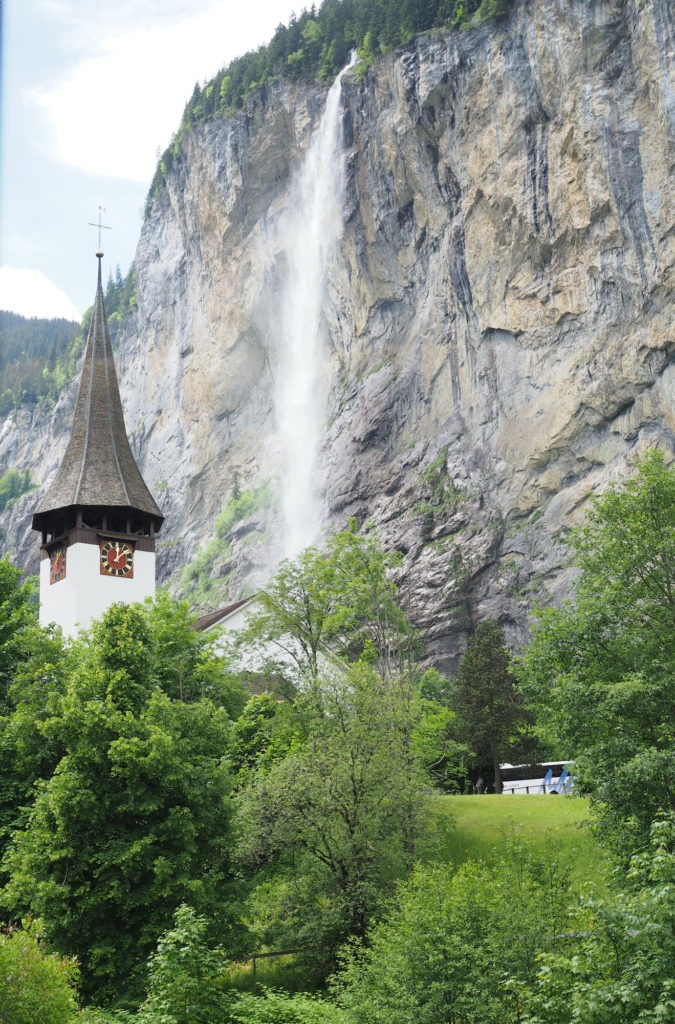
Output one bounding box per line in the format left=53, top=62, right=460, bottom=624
left=2, top=0, right=301, bottom=319
left=31, top=0, right=299, bottom=182
left=0, top=267, right=82, bottom=321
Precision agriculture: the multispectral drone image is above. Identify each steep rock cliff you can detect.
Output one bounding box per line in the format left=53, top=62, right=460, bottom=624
left=2, top=0, right=673, bottom=671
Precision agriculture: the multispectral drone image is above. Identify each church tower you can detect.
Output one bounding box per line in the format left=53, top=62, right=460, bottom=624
left=32, top=252, right=164, bottom=636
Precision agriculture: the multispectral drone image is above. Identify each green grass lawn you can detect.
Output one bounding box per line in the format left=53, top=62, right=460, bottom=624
left=228, top=795, right=613, bottom=992
left=422, top=794, right=613, bottom=890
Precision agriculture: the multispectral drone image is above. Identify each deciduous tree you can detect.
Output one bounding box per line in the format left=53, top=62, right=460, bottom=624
left=0, top=557, right=36, bottom=708
left=236, top=663, right=424, bottom=967
left=0, top=918, right=79, bottom=1024
left=523, top=451, right=675, bottom=849
left=1, top=603, right=242, bottom=1005
left=334, top=839, right=572, bottom=1024
left=136, top=905, right=232, bottom=1024
left=0, top=625, right=69, bottom=856
left=233, top=523, right=410, bottom=688
left=520, top=814, right=675, bottom=1024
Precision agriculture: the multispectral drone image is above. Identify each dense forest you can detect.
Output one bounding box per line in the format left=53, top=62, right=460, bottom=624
left=0, top=266, right=137, bottom=418
left=146, top=0, right=513, bottom=213
left=0, top=452, right=673, bottom=1022
left=0, top=313, right=80, bottom=418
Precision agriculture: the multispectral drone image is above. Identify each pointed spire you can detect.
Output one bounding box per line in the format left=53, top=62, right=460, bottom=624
left=32, top=255, right=163, bottom=531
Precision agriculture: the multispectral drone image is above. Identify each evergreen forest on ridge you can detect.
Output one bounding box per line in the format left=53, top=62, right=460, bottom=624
left=0, top=267, right=137, bottom=418
left=146, top=0, right=513, bottom=211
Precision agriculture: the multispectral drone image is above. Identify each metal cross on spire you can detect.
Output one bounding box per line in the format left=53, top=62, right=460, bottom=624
left=87, top=206, right=112, bottom=254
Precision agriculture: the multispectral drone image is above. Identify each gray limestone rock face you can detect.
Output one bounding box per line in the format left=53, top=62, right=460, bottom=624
left=2, top=0, right=672, bottom=672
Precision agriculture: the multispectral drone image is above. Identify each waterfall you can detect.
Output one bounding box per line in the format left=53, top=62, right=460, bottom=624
left=276, top=57, right=354, bottom=560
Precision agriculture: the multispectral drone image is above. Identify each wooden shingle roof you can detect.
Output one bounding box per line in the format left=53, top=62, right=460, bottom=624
left=32, top=255, right=164, bottom=529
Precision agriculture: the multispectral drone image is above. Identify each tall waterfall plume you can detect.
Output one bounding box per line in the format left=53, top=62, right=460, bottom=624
left=275, top=57, right=354, bottom=560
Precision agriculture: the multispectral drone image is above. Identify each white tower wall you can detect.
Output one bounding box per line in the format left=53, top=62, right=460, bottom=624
left=39, top=543, right=156, bottom=637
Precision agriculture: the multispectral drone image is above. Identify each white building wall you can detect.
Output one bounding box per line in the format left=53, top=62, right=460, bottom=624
left=40, top=543, right=156, bottom=637
left=209, top=603, right=257, bottom=636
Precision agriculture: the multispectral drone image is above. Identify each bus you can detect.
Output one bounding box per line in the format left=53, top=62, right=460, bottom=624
left=500, top=761, right=574, bottom=795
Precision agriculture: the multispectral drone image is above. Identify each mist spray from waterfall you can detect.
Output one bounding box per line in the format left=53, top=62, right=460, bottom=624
left=276, top=56, right=355, bottom=560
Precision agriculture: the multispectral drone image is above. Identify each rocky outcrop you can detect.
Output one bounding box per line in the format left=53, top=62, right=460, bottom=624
left=2, top=0, right=673, bottom=672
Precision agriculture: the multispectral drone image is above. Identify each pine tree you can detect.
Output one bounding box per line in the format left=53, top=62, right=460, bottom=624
left=454, top=620, right=523, bottom=793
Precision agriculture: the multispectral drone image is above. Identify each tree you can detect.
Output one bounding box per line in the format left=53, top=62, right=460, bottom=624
left=0, top=561, right=57, bottom=864
left=0, top=918, right=79, bottom=1024
left=136, top=905, right=232, bottom=1024
left=230, top=691, right=303, bottom=785
left=231, top=526, right=433, bottom=969
left=520, top=814, right=675, bottom=1024
left=0, top=596, right=245, bottom=866
left=453, top=620, right=525, bottom=793
left=1, top=602, right=242, bottom=1005
left=233, top=523, right=410, bottom=688
left=527, top=449, right=675, bottom=685
left=0, top=624, right=69, bottom=857
left=0, top=311, right=81, bottom=413
left=236, top=663, right=424, bottom=969
left=145, top=591, right=247, bottom=717
left=232, top=525, right=460, bottom=969
left=334, top=839, right=573, bottom=1024
left=397, top=667, right=471, bottom=793
left=411, top=687, right=469, bottom=792
left=523, top=451, right=675, bottom=850
left=0, top=557, right=36, bottom=709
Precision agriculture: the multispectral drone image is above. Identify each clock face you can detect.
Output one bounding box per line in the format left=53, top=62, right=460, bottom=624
left=49, top=545, right=67, bottom=585
left=99, top=539, right=135, bottom=578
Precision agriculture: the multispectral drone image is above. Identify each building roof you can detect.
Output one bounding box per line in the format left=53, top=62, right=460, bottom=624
left=32, top=255, right=164, bottom=529
left=192, top=595, right=257, bottom=632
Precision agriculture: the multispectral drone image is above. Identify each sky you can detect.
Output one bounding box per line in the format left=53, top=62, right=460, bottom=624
left=0, top=0, right=301, bottom=321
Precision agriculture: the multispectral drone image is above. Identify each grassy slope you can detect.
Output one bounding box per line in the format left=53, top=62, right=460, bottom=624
left=423, top=793, right=612, bottom=888
left=230, top=794, right=612, bottom=991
